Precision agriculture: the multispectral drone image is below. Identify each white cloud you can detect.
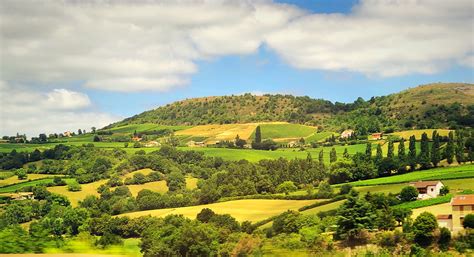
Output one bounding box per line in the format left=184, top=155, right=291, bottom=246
left=266, top=0, right=474, bottom=77
left=0, top=82, right=119, bottom=136
left=1, top=0, right=472, bottom=92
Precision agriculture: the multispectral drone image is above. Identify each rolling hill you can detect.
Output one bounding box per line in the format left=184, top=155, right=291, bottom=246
left=103, top=83, right=474, bottom=132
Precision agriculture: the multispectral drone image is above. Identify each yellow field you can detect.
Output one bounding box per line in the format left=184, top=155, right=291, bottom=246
left=185, top=176, right=198, bottom=189
left=390, top=129, right=452, bottom=140
left=175, top=122, right=287, bottom=144
left=119, top=199, right=320, bottom=222
left=47, top=179, right=107, bottom=207
left=122, top=168, right=153, bottom=178
left=0, top=174, right=62, bottom=187
left=127, top=180, right=168, bottom=196
left=412, top=202, right=452, bottom=218
left=301, top=200, right=345, bottom=216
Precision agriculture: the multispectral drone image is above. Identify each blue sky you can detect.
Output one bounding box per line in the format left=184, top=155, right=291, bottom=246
left=1, top=0, right=473, bottom=135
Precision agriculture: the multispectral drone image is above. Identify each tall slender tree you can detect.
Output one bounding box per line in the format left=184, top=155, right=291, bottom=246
left=375, top=144, right=383, bottom=164
left=431, top=131, right=441, bottom=167
left=409, top=135, right=417, bottom=171
left=254, top=126, right=262, bottom=143
left=445, top=131, right=455, bottom=164
left=419, top=132, right=431, bottom=169
left=455, top=130, right=464, bottom=164
left=319, top=149, right=324, bottom=167
left=330, top=147, right=337, bottom=163
left=343, top=148, right=350, bottom=159
left=387, top=140, right=394, bottom=159
left=365, top=143, right=372, bottom=159
left=398, top=138, right=406, bottom=161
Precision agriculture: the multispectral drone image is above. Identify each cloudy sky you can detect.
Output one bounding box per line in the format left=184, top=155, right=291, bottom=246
left=1, top=0, right=473, bottom=136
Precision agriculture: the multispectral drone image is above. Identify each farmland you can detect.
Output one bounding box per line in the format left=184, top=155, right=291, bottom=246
left=389, top=129, right=452, bottom=140
left=119, top=199, right=321, bottom=222
left=341, top=164, right=474, bottom=187
left=250, top=123, right=317, bottom=141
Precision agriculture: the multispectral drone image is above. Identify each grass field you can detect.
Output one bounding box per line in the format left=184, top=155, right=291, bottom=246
left=250, top=123, right=317, bottom=141
left=342, top=164, right=474, bottom=187
left=0, top=174, right=63, bottom=187
left=175, top=123, right=260, bottom=144
left=395, top=194, right=452, bottom=210
left=44, top=237, right=141, bottom=257
left=119, top=199, right=320, bottom=222
left=305, top=132, right=337, bottom=143
left=0, top=177, right=74, bottom=194
left=389, top=129, right=452, bottom=140
left=300, top=200, right=345, bottom=216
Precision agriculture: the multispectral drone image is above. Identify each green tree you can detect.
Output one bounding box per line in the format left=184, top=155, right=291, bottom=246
left=398, top=138, right=406, bottom=161
left=455, top=131, right=464, bottom=164
left=387, top=140, right=394, bottom=159
left=393, top=207, right=412, bottom=226
left=316, top=181, right=333, bottom=198
left=440, top=186, right=450, bottom=196
left=413, top=212, right=438, bottom=246
left=463, top=213, right=474, bottom=229
left=16, top=168, right=27, bottom=180
left=445, top=131, right=455, bottom=164
left=431, top=131, right=441, bottom=167
left=318, top=149, right=324, bottom=167
left=365, top=143, right=372, bottom=159
left=375, top=144, right=383, bottom=163
left=330, top=147, right=337, bottom=163
left=336, top=190, right=376, bottom=241
left=91, top=127, right=96, bottom=133
left=254, top=126, right=262, bottom=143
left=418, top=132, right=431, bottom=169
left=400, top=186, right=418, bottom=202
left=343, top=148, right=350, bottom=159
left=166, top=171, right=186, bottom=192
left=276, top=181, right=297, bottom=195
left=408, top=135, right=417, bottom=171
left=438, top=227, right=451, bottom=251
left=235, top=134, right=246, bottom=148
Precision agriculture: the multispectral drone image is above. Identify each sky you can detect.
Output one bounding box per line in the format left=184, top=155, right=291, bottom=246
left=0, top=0, right=473, bottom=136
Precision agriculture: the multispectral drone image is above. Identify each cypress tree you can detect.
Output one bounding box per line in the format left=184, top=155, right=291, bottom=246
left=419, top=132, right=431, bottom=169
left=375, top=144, right=383, bottom=163
left=254, top=126, right=262, bottom=143
left=445, top=131, right=455, bottom=164
left=319, top=149, right=324, bottom=167
left=398, top=138, right=406, bottom=161
left=431, top=131, right=441, bottom=167
left=343, top=148, right=350, bottom=159
left=330, top=147, right=337, bottom=163
left=387, top=140, right=394, bottom=159
left=306, top=152, right=313, bottom=165
left=409, top=135, right=417, bottom=171
left=468, top=147, right=473, bottom=163
left=455, top=130, right=464, bottom=164
left=366, top=143, right=372, bottom=159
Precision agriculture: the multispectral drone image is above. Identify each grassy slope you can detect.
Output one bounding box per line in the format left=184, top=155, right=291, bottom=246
left=119, top=199, right=320, bottom=222
left=341, top=164, right=474, bottom=187
left=389, top=129, right=452, bottom=140
left=251, top=123, right=317, bottom=140
left=105, top=123, right=190, bottom=133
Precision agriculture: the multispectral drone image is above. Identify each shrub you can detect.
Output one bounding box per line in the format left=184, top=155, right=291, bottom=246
left=413, top=212, right=438, bottom=246
left=463, top=213, right=474, bottom=229
left=68, top=181, right=82, bottom=192
left=438, top=227, right=451, bottom=251
left=440, top=186, right=450, bottom=196
left=339, top=184, right=353, bottom=195
left=400, top=186, right=418, bottom=202
left=276, top=181, right=297, bottom=195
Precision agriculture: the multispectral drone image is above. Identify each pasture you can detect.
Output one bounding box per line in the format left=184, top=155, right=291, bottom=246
left=250, top=123, right=317, bottom=141
left=119, top=199, right=320, bottom=222
left=0, top=174, right=62, bottom=187
left=342, top=164, right=474, bottom=187
left=305, top=132, right=338, bottom=143
left=175, top=123, right=259, bottom=144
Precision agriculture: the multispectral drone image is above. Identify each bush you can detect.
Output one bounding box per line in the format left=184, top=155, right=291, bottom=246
left=400, top=186, right=418, bottom=202
left=413, top=212, right=438, bottom=246
left=68, top=181, right=82, bottom=192
left=53, top=177, right=67, bottom=186
left=339, top=184, right=353, bottom=195
left=438, top=227, right=451, bottom=251
left=463, top=213, right=474, bottom=229
left=276, top=181, right=297, bottom=195
left=440, top=186, right=450, bottom=196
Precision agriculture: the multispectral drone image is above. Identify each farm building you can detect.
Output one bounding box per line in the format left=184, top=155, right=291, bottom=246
left=409, top=181, right=444, bottom=199
left=437, top=195, right=474, bottom=232
left=132, top=136, right=142, bottom=142
left=145, top=141, right=160, bottom=147
left=63, top=131, right=72, bottom=137
left=340, top=129, right=354, bottom=139
left=371, top=132, right=383, bottom=140
left=187, top=140, right=205, bottom=147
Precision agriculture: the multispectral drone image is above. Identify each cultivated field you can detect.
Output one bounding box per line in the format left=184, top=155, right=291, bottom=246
left=0, top=173, right=62, bottom=187
left=104, top=123, right=190, bottom=134
left=412, top=202, right=452, bottom=218
left=175, top=123, right=259, bottom=144
left=250, top=123, right=317, bottom=142
left=119, top=199, right=320, bottom=222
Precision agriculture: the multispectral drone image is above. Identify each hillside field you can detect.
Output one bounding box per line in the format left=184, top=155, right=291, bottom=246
left=389, top=129, right=452, bottom=140
left=119, top=199, right=321, bottom=222
left=250, top=123, right=317, bottom=142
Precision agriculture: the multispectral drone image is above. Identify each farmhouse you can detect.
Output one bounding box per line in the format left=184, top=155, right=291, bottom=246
left=437, top=195, right=474, bottom=232
left=371, top=132, right=383, bottom=140
left=145, top=141, right=160, bottom=147
left=132, top=136, right=142, bottom=142
left=340, top=129, right=354, bottom=139
left=63, top=131, right=72, bottom=137
left=408, top=180, right=444, bottom=199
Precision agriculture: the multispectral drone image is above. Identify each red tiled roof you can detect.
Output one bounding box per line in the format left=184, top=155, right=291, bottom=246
left=437, top=214, right=452, bottom=219
left=409, top=181, right=441, bottom=188
left=451, top=195, right=474, bottom=206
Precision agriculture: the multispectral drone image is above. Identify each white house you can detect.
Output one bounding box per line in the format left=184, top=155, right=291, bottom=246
left=340, top=129, right=354, bottom=139
left=409, top=181, right=444, bottom=199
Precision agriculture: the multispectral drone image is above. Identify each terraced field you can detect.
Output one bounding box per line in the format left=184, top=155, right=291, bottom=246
left=119, top=199, right=320, bottom=222
left=175, top=123, right=260, bottom=144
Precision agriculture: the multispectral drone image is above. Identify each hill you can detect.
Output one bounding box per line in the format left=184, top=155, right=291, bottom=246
left=102, top=83, right=474, bottom=132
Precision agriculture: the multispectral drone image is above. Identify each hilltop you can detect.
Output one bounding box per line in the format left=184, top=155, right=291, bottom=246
left=105, top=83, right=473, bottom=132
